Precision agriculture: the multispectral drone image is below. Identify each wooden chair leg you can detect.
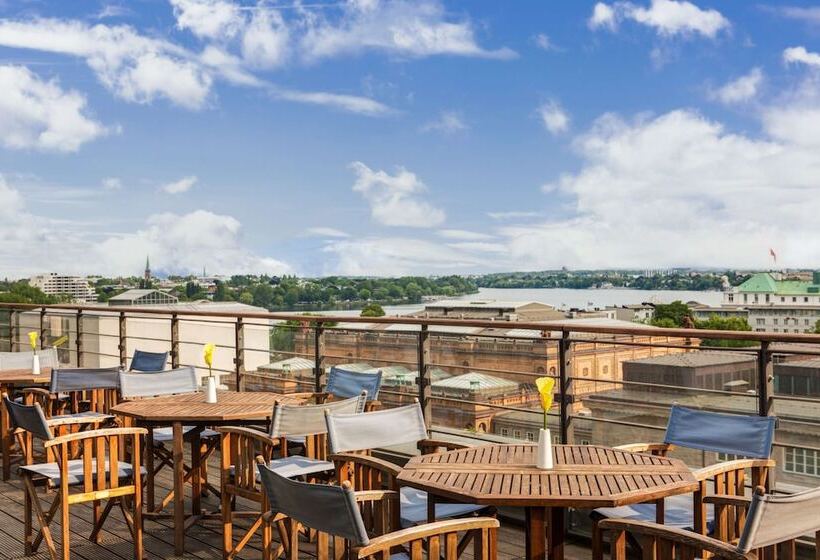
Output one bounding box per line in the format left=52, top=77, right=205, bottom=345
left=23, top=476, right=57, bottom=559
left=24, top=476, right=33, bottom=555
left=592, top=517, right=604, bottom=560
left=90, top=500, right=115, bottom=543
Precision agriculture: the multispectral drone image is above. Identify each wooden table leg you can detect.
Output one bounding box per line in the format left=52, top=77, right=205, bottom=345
left=173, top=422, right=185, bottom=555
left=525, top=506, right=546, bottom=560
left=145, top=426, right=155, bottom=512
left=1, top=384, right=12, bottom=481
left=191, top=428, right=202, bottom=517
left=548, top=507, right=565, bottom=560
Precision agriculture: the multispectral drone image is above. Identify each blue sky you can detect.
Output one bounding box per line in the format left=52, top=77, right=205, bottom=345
left=0, top=0, right=819, bottom=277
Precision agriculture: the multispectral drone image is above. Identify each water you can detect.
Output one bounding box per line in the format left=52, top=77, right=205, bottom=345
left=323, top=287, right=724, bottom=317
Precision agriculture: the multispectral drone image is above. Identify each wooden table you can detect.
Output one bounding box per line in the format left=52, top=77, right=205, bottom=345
left=0, top=368, right=53, bottom=480
left=111, top=390, right=305, bottom=555
left=397, top=444, right=698, bottom=560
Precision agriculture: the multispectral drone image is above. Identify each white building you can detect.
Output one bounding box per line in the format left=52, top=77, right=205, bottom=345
left=29, top=273, right=97, bottom=302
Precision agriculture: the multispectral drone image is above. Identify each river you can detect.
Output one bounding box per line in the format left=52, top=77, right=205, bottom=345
left=323, top=287, right=725, bottom=317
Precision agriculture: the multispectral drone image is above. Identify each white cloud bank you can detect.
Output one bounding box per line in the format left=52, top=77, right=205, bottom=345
left=0, top=174, right=291, bottom=276
left=784, top=46, right=820, bottom=67
left=350, top=162, right=446, bottom=228
left=0, top=65, right=109, bottom=152
left=589, top=0, right=729, bottom=38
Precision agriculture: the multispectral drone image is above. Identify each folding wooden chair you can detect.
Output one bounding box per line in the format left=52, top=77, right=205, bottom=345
left=258, top=463, right=499, bottom=560
left=218, top=392, right=367, bottom=560
left=119, top=366, right=219, bottom=511
left=10, top=398, right=146, bottom=560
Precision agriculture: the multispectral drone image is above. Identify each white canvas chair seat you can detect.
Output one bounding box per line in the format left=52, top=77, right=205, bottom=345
left=151, top=426, right=219, bottom=443
left=20, top=458, right=146, bottom=487
left=595, top=493, right=716, bottom=532
left=399, top=487, right=485, bottom=528
left=230, top=455, right=335, bottom=480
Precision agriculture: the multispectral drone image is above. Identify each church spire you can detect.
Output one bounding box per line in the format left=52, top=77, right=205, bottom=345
left=144, top=255, right=151, bottom=283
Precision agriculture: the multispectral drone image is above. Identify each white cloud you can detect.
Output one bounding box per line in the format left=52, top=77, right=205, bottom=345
left=101, top=177, right=123, bottom=191
left=162, top=175, right=197, bottom=194
left=589, top=3, right=618, bottom=30
left=532, top=33, right=560, bottom=51
left=299, top=0, right=516, bottom=61
left=770, top=6, right=820, bottom=26
left=241, top=8, right=290, bottom=69
left=305, top=227, right=350, bottom=238
left=590, top=0, right=729, bottom=38
left=271, top=87, right=390, bottom=116
left=170, top=0, right=243, bottom=40
left=420, top=111, right=468, bottom=134
left=710, top=67, right=763, bottom=104
left=350, top=162, right=446, bottom=228
left=0, top=65, right=108, bottom=152
left=438, top=229, right=495, bottom=241
left=487, top=211, right=540, bottom=220
left=783, top=46, right=820, bottom=67
left=537, top=100, right=570, bottom=135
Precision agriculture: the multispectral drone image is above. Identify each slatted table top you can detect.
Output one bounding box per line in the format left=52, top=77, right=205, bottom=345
left=397, top=444, right=698, bottom=508
left=111, top=390, right=304, bottom=422
left=0, top=368, right=53, bottom=385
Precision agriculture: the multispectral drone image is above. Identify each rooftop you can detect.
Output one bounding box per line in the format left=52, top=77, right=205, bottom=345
left=737, top=272, right=820, bottom=295
left=432, top=371, right=521, bottom=391
left=624, top=351, right=756, bottom=368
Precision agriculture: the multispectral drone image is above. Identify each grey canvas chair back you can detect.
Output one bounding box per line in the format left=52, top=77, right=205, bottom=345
left=0, top=347, right=59, bottom=370
left=326, top=401, right=427, bottom=454
left=119, top=366, right=198, bottom=399
left=3, top=396, right=53, bottom=441
left=737, top=486, right=820, bottom=553
left=326, top=367, right=382, bottom=401
left=129, top=349, right=169, bottom=372
left=258, top=463, right=369, bottom=546
left=270, top=392, right=366, bottom=438
left=50, top=367, right=121, bottom=393
left=664, top=405, right=776, bottom=459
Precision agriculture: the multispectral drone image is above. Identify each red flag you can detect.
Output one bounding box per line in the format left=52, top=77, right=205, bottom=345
left=769, top=248, right=777, bottom=263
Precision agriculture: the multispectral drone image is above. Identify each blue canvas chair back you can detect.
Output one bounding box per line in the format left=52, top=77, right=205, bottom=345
left=664, top=405, right=776, bottom=459
left=258, top=463, right=369, bottom=546
left=326, top=366, right=382, bottom=401
left=119, top=366, right=198, bottom=399
left=3, top=396, right=53, bottom=441
left=129, top=349, right=169, bottom=373
left=50, top=367, right=122, bottom=393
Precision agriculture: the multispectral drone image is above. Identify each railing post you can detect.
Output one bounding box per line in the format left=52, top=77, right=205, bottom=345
left=170, top=314, right=179, bottom=369
left=558, top=330, right=573, bottom=444
left=118, top=311, right=127, bottom=368
left=75, top=309, right=83, bottom=367
left=234, top=317, right=245, bottom=391
left=417, top=325, right=432, bottom=425
left=39, top=307, right=46, bottom=349
left=9, top=308, right=18, bottom=352
left=757, top=341, right=774, bottom=416
left=313, top=322, right=325, bottom=393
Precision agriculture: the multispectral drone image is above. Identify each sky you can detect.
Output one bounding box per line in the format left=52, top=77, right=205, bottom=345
left=0, top=0, right=820, bottom=278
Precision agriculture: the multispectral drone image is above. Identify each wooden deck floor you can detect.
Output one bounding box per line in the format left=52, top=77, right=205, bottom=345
left=0, top=459, right=593, bottom=560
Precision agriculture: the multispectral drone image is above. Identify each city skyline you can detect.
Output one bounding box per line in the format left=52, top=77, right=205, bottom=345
left=0, top=1, right=819, bottom=277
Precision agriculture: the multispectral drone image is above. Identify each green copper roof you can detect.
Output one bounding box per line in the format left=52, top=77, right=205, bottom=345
left=738, top=273, right=820, bottom=295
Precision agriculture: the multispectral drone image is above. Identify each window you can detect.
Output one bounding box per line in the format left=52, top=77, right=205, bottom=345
left=717, top=452, right=741, bottom=462
left=525, top=432, right=534, bottom=442
left=773, top=319, right=779, bottom=325
left=785, top=447, right=820, bottom=477
left=765, top=294, right=770, bottom=303
left=805, top=297, right=809, bottom=303
left=602, top=365, right=609, bottom=376
left=793, top=297, right=797, bottom=302
left=500, top=428, right=509, bottom=437
left=514, top=430, right=522, bottom=439
left=756, top=318, right=765, bottom=325
left=580, top=439, right=591, bottom=446
left=552, top=434, right=561, bottom=444
left=582, top=367, right=590, bottom=377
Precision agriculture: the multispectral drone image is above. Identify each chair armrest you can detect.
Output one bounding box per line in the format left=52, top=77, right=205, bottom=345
left=693, top=459, right=775, bottom=481
left=703, top=494, right=752, bottom=508
left=18, top=387, right=54, bottom=400
left=47, top=414, right=113, bottom=428
left=330, top=453, right=402, bottom=479
left=614, top=442, right=673, bottom=455
left=352, top=518, right=500, bottom=558
left=598, top=519, right=747, bottom=559
left=354, top=489, right=399, bottom=503
left=364, top=400, right=381, bottom=412
left=419, top=438, right=470, bottom=454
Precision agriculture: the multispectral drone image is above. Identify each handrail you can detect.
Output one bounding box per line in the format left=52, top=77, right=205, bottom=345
left=2, top=301, right=820, bottom=343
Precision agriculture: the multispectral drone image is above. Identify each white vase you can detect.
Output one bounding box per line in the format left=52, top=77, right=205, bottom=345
left=205, top=376, right=217, bottom=403
left=536, top=428, right=553, bottom=469
left=32, top=354, right=40, bottom=376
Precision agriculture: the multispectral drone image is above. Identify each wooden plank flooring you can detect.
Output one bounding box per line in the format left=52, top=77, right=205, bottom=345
left=0, top=455, right=592, bottom=560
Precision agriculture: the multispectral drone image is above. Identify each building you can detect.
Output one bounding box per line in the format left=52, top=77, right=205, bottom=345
left=608, top=304, right=655, bottom=323
left=411, top=300, right=566, bottom=322
left=29, top=273, right=97, bottom=302
left=719, top=272, right=820, bottom=333
left=775, top=359, right=820, bottom=398
left=622, top=352, right=758, bottom=393
left=108, top=289, right=179, bottom=306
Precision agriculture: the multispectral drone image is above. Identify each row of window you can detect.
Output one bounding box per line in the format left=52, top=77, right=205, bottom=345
left=741, top=294, right=820, bottom=304
left=720, top=447, right=820, bottom=478
left=498, top=428, right=590, bottom=446
left=755, top=317, right=813, bottom=326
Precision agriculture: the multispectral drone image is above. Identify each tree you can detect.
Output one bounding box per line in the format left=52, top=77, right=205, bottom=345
left=213, top=281, right=226, bottom=301
left=815, top=319, right=820, bottom=334
left=650, top=301, right=692, bottom=327
left=360, top=303, right=385, bottom=317
left=358, top=288, right=371, bottom=301
left=696, top=315, right=757, bottom=348
left=239, top=291, right=254, bottom=305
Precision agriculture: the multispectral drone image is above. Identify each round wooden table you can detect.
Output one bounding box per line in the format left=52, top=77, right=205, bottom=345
left=111, top=390, right=305, bottom=555
left=396, top=443, right=698, bottom=560
left=0, top=368, right=53, bottom=480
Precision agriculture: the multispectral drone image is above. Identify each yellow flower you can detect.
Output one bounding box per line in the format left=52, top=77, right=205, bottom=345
left=203, top=343, right=215, bottom=369
left=27, top=331, right=38, bottom=351
left=535, top=376, right=555, bottom=412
